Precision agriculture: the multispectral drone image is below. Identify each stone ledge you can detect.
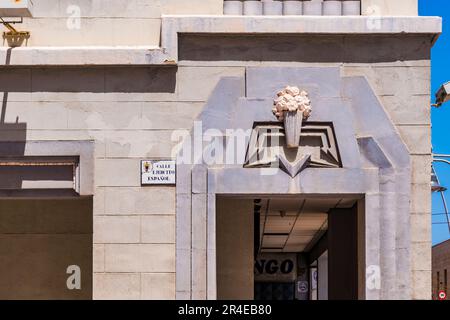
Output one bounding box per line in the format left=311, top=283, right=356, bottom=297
left=0, top=46, right=174, bottom=66
left=0, top=16, right=441, bottom=66
left=162, top=15, right=442, bottom=34
left=161, top=15, right=442, bottom=61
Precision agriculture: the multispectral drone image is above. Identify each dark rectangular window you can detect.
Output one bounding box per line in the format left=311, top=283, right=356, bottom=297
left=437, top=271, right=441, bottom=291
left=445, top=269, right=448, bottom=294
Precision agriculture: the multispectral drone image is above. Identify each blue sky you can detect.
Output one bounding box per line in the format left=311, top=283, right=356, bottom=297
left=420, top=0, right=450, bottom=245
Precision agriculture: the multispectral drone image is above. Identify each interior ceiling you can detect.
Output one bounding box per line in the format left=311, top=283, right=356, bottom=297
left=258, top=197, right=357, bottom=253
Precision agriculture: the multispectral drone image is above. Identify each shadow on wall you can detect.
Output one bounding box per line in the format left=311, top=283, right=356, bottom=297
left=0, top=64, right=178, bottom=147
left=0, top=62, right=177, bottom=188
left=0, top=66, right=177, bottom=93
left=0, top=165, right=74, bottom=189
left=1, top=48, right=27, bottom=157
left=178, top=34, right=432, bottom=63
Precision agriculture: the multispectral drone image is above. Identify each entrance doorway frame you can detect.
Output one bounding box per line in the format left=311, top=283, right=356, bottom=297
left=175, top=69, right=413, bottom=300
left=176, top=164, right=384, bottom=300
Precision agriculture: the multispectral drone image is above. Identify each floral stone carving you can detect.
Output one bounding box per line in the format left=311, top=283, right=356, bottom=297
left=272, top=86, right=312, bottom=148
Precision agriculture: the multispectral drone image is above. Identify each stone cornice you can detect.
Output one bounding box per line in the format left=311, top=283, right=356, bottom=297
left=0, top=16, right=441, bottom=66
left=161, top=15, right=442, bottom=61
left=0, top=46, right=174, bottom=66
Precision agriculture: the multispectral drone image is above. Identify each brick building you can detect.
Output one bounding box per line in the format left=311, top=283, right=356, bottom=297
left=432, top=239, right=450, bottom=300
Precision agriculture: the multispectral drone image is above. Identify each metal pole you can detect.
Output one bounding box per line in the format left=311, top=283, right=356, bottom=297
left=432, top=160, right=450, bottom=234
left=433, top=159, right=450, bottom=166
left=439, top=190, right=450, bottom=234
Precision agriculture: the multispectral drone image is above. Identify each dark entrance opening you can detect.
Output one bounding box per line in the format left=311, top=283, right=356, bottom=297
left=216, top=195, right=364, bottom=300
left=0, top=195, right=93, bottom=300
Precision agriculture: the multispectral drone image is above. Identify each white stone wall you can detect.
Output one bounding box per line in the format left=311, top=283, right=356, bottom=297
left=0, top=65, right=245, bottom=299
left=6, top=0, right=223, bottom=46
left=90, top=66, right=244, bottom=299
left=1, top=0, right=419, bottom=47
left=3, top=67, right=430, bottom=299
left=0, top=3, right=433, bottom=300
left=342, top=63, right=432, bottom=300
left=0, top=56, right=432, bottom=301
left=361, top=0, right=418, bottom=16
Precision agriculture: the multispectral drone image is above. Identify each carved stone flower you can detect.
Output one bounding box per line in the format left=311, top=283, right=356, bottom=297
left=272, top=86, right=312, bottom=121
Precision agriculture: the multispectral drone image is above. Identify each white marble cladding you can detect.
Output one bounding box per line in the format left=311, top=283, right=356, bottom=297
left=224, top=0, right=362, bottom=16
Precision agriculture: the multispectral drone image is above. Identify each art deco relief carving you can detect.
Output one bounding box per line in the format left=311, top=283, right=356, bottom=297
left=245, top=86, right=341, bottom=178
left=272, top=86, right=312, bottom=148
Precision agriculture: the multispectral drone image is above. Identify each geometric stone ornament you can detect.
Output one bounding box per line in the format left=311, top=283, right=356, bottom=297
left=244, top=122, right=341, bottom=177
left=278, top=153, right=311, bottom=178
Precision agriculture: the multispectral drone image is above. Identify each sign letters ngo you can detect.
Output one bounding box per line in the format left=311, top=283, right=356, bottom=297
left=141, top=160, right=176, bottom=185
left=254, top=253, right=297, bottom=282
left=255, top=258, right=295, bottom=275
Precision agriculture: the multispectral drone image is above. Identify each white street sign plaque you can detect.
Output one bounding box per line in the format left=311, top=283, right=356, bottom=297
left=141, top=160, right=176, bottom=185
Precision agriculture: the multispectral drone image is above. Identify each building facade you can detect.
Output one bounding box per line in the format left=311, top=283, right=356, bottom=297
left=0, top=0, right=441, bottom=300
left=432, top=239, right=450, bottom=300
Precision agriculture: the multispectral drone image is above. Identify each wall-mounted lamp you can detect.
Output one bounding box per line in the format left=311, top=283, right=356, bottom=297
left=0, top=0, right=34, bottom=47
left=433, top=81, right=450, bottom=108
left=432, top=165, right=447, bottom=192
